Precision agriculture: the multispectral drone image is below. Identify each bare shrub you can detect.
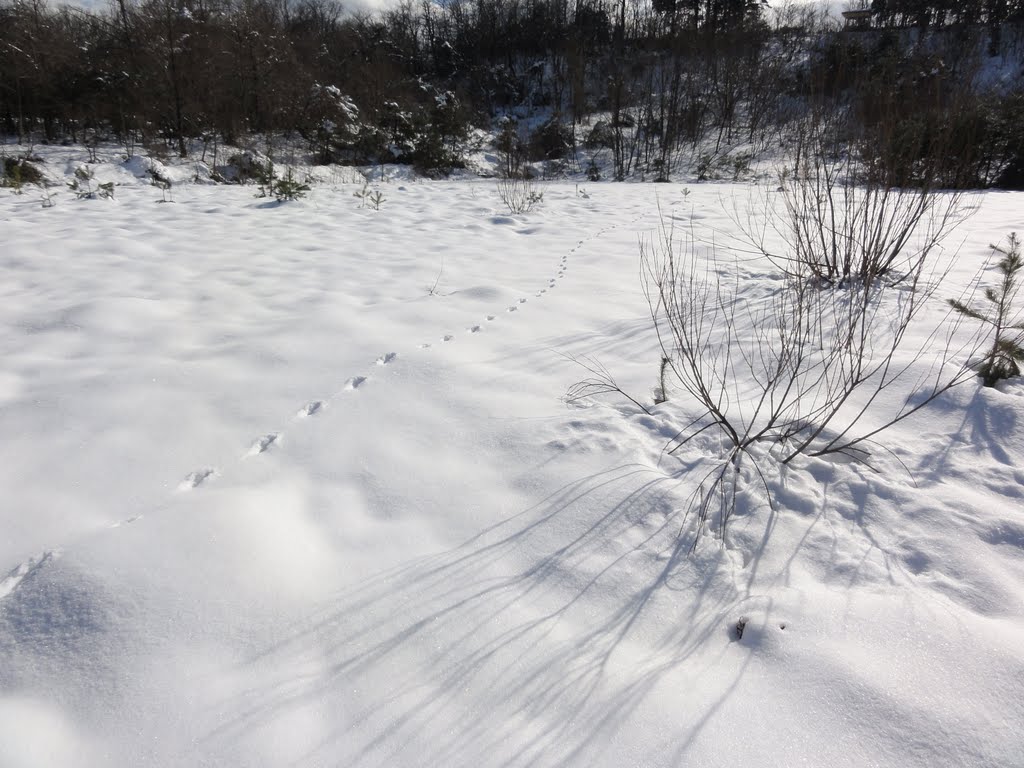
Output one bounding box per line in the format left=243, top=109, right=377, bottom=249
left=756, top=117, right=966, bottom=287
left=497, top=176, right=543, bottom=214
left=632, top=219, right=978, bottom=543
left=569, top=205, right=979, bottom=547
left=648, top=223, right=972, bottom=456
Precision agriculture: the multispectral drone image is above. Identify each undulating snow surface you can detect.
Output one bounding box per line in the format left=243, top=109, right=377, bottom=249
left=2, top=160, right=1023, bottom=767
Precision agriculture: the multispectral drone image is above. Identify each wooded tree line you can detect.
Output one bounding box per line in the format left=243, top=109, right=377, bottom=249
left=1, top=0, right=1022, bottom=185
left=870, top=0, right=1024, bottom=30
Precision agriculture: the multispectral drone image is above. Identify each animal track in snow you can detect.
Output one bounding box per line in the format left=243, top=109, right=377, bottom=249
left=468, top=325, right=482, bottom=333
left=179, top=468, right=217, bottom=491
left=298, top=400, right=325, bottom=417
left=518, top=298, right=527, bottom=304
left=487, top=315, right=496, bottom=321
left=443, top=334, right=455, bottom=342
left=418, top=343, right=432, bottom=349
left=507, top=306, right=518, bottom=313
left=248, top=433, right=281, bottom=456
left=375, top=352, right=398, bottom=365
left=344, top=376, right=366, bottom=390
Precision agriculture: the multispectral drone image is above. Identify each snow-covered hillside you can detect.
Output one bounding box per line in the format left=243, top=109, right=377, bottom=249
left=1, top=155, right=1023, bottom=767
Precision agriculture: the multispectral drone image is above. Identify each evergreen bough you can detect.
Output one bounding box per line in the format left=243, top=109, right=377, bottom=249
left=950, top=233, right=1024, bottom=386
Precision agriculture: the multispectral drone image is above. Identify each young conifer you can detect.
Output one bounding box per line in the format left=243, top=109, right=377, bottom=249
left=950, top=233, right=1024, bottom=386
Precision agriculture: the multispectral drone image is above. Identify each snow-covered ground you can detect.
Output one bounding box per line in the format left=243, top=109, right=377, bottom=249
left=1, top=156, right=1023, bottom=767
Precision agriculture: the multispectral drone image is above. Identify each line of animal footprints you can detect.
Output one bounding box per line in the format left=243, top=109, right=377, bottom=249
left=434, top=227, right=582, bottom=336
left=178, top=281, right=548, bottom=487
left=177, top=353, right=397, bottom=490
left=175, top=219, right=604, bottom=491
left=6, top=225, right=611, bottom=591
left=424, top=296, right=539, bottom=347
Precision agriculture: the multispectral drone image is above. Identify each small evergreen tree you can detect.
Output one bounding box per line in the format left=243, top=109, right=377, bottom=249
left=271, top=167, right=310, bottom=202
left=950, top=233, right=1024, bottom=386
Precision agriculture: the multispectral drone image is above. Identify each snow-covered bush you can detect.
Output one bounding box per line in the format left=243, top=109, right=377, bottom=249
left=410, top=89, right=469, bottom=175
left=528, top=116, right=573, bottom=162
left=2, top=156, right=43, bottom=191
left=224, top=151, right=274, bottom=185
left=304, top=84, right=361, bottom=164
left=584, top=121, right=614, bottom=150
left=68, top=166, right=114, bottom=199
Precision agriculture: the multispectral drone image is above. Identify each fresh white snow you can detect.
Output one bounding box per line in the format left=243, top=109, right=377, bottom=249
left=1, top=155, right=1023, bottom=767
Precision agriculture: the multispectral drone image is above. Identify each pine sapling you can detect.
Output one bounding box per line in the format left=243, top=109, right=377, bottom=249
left=272, top=167, right=310, bottom=201
left=354, top=180, right=370, bottom=207
left=949, top=233, right=1024, bottom=386
left=353, top=181, right=384, bottom=210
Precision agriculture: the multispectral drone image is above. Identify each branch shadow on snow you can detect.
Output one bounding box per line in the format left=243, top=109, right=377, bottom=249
left=203, top=464, right=760, bottom=766
left=914, top=384, right=1019, bottom=485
